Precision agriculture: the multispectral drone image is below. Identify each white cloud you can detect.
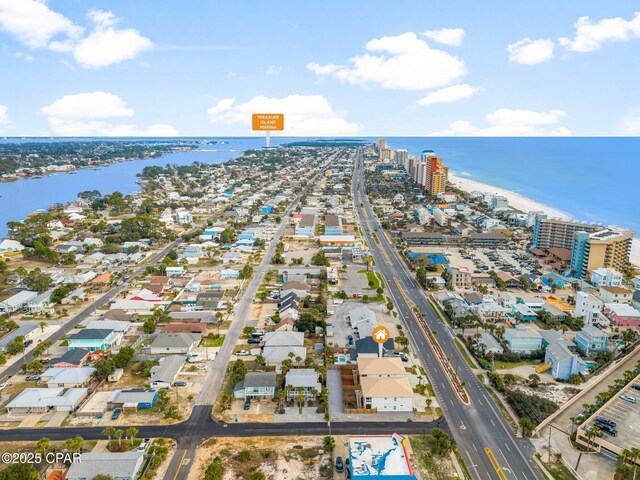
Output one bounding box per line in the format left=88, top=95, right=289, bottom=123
left=0, top=0, right=83, bottom=49
left=73, top=9, right=154, bottom=68
left=307, top=32, right=466, bottom=91
left=416, top=84, right=481, bottom=106
left=265, top=65, right=281, bottom=75
left=0, top=104, right=9, bottom=125
left=559, top=12, right=640, bottom=52
left=422, top=28, right=466, bottom=46
left=206, top=94, right=362, bottom=136
left=622, top=117, right=640, bottom=134
left=507, top=38, right=554, bottom=65
left=0, top=3, right=152, bottom=68
left=430, top=108, right=571, bottom=136
left=41, top=91, right=176, bottom=136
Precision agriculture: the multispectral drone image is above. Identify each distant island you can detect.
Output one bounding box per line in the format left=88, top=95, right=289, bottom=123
left=0, top=139, right=201, bottom=182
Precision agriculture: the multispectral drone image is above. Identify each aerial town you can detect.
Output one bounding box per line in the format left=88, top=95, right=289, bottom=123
left=0, top=141, right=638, bottom=480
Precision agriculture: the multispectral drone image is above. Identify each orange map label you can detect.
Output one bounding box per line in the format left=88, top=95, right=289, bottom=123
left=252, top=113, right=284, bottom=131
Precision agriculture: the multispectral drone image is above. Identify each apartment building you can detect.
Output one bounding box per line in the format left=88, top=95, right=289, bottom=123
left=570, top=227, right=635, bottom=279
left=532, top=216, right=602, bottom=250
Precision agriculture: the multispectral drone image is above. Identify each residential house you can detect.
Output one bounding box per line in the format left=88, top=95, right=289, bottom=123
left=233, top=371, right=277, bottom=399
left=221, top=251, right=244, bottom=264
left=357, top=357, right=413, bottom=412
left=41, top=367, right=95, bottom=388
left=0, top=239, right=24, bottom=252
left=0, top=290, right=38, bottom=313
left=446, top=265, right=472, bottom=288
left=85, top=319, right=131, bottom=334
left=633, top=290, right=640, bottom=311
left=512, top=303, right=537, bottom=323
left=602, top=303, right=640, bottom=327
left=573, top=291, right=604, bottom=325
left=574, top=325, right=609, bottom=355
left=166, top=266, right=185, bottom=277
left=49, top=348, right=90, bottom=368
left=538, top=330, right=574, bottom=349
left=350, top=336, right=395, bottom=361
left=61, top=287, right=87, bottom=305
left=0, top=324, right=38, bottom=353
left=108, top=389, right=158, bottom=410
left=220, top=268, right=240, bottom=279
left=150, top=355, right=186, bottom=388
left=476, top=332, right=504, bottom=354
left=23, top=289, right=54, bottom=313
left=347, top=306, right=378, bottom=339
left=6, top=388, right=87, bottom=413
left=545, top=342, right=588, bottom=381
left=149, top=333, right=200, bottom=355
left=162, top=323, right=207, bottom=334
left=66, top=452, right=145, bottom=480
left=262, top=331, right=306, bottom=365
left=505, top=326, right=543, bottom=353
left=281, top=281, right=310, bottom=299
left=110, top=299, right=155, bottom=313
left=295, top=214, right=316, bottom=238
left=285, top=369, right=321, bottom=400
left=590, top=268, right=623, bottom=288
left=599, top=286, right=633, bottom=304
left=68, top=329, right=122, bottom=351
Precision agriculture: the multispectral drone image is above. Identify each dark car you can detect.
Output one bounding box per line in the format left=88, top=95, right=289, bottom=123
left=596, top=416, right=616, bottom=428
left=173, top=381, right=187, bottom=387
left=111, top=408, right=122, bottom=420
left=25, top=375, right=40, bottom=382
left=335, top=456, right=344, bottom=473
left=632, top=384, right=640, bottom=392
left=244, top=399, right=251, bottom=410
left=23, top=339, right=33, bottom=347
left=248, top=337, right=261, bottom=344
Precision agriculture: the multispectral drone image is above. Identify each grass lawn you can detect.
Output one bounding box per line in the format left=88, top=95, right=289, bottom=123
left=425, top=383, right=435, bottom=397
left=492, top=359, right=541, bottom=370
left=454, top=339, right=476, bottom=368
left=201, top=335, right=225, bottom=347
left=358, top=269, right=381, bottom=290
left=107, top=438, right=142, bottom=452
left=539, top=460, right=575, bottom=480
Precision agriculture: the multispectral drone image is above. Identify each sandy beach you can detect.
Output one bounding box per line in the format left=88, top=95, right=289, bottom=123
left=448, top=172, right=640, bottom=267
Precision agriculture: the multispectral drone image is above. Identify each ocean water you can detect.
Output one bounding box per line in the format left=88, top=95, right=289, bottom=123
left=383, top=137, right=639, bottom=236
left=0, top=137, right=637, bottom=238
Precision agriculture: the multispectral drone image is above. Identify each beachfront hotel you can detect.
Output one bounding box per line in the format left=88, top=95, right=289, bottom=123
left=570, top=227, right=635, bottom=279
left=532, top=216, right=603, bottom=250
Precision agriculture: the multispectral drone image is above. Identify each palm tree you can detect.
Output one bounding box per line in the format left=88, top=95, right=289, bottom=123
left=38, top=321, right=47, bottom=333
left=254, top=355, right=265, bottom=370
left=275, top=389, right=286, bottom=412
left=125, top=427, right=138, bottom=445
left=295, top=355, right=302, bottom=366
left=316, top=365, right=326, bottom=384
left=585, top=426, right=600, bottom=451
left=35, top=437, right=51, bottom=455
left=296, top=390, right=306, bottom=414
left=114, top=429, right=124, bottom=448
left=102, top=426, right=116, bottom=442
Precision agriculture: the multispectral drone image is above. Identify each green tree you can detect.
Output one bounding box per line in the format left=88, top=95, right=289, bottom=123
left=6, top=336, right=25, bottom=356
left=528, top=373, right=541, bottom=388
left=295, top=312, right=319, bottom=333
left=0, top=463, right=39, bottom=480
left=323, top=436, right=335, bottom=453
left=250, top=471, right=266, bottom=480
left=204, top=456, right=223, bottom=480
left=519, top=418, right=536, bottom=437
left=102, top=426, right=116, bottom=442
left=142, top=318, right=157, bottom=334
left=125, top=427, right=138, bottom=445
left=114, top=429, right=124, bottom=447
left=430, top=428, right=452, bottom=455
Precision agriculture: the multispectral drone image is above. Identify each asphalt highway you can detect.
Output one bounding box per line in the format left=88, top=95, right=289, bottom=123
left=352, top=149, right=542, bottom=480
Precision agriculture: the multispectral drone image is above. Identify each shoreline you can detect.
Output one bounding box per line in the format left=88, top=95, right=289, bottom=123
left=448, top=172, right=640, bottom=267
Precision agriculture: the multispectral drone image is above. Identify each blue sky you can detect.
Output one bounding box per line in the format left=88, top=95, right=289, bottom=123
left=0, top=0, right=639, bottom=136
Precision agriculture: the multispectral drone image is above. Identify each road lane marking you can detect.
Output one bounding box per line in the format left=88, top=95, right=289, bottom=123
left=172, top=450, right=188, bottom=480
left=485, top=447, right=508, bottom=480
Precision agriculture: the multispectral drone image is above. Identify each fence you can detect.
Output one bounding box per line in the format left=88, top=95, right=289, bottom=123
left=344, top=408, right=377, bottom=414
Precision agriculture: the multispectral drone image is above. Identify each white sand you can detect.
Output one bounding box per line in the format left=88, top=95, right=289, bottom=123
left=449, top=172, right=640, bottom=267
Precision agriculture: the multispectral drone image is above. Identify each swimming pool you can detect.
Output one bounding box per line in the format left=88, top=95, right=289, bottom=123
left=408, top=252, right=449, bottom=264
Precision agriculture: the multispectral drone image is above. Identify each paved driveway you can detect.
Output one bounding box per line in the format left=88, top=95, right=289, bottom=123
left=327, top=369, right=344, bottom=418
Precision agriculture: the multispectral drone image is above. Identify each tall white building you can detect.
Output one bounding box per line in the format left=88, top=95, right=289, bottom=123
left=573, top=291, right=604, bottom=325
left=590, top=268, right=623, bottom=288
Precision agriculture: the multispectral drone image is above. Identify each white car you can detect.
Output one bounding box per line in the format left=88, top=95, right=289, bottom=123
left=197, top=364, right=207, bottom=370
left=0, top=383, right=7, bottom=391
left=236, top=350, right=250, bottom=356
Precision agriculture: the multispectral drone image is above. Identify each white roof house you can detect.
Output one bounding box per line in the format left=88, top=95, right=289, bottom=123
left=0, top=290, right=38, bottom=313
left=149, top=333, right=200, bottom=355
left=85, top=319, right=131, bottom=333
left=262, top=331, right=306, bottom=366
left=6, top=388, right=87, bottom=412
left=0, top=239, right=25, bottom=252
left=0, top=324, right=38, bottom=352
left=347, top=306, right=378, bottom=339
left=150, top=355, right=186, bottom=388
left=66, top=452, right=145, bottom=480
left=41, top=367, right=96, bottom=388
left=285, top=368, right=321, bottom=399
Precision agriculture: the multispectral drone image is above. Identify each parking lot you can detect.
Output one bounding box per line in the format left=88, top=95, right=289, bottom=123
left=584, top=383, right=640, bottom=451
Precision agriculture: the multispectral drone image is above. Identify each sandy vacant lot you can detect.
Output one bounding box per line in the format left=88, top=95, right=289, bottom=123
left=188, top=436, right=333, bottom=480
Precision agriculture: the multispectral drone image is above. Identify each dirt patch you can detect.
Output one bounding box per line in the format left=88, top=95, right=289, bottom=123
left=188, top=436, right=332, bottom=480
left=512, top=383, right=579, bottom=405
